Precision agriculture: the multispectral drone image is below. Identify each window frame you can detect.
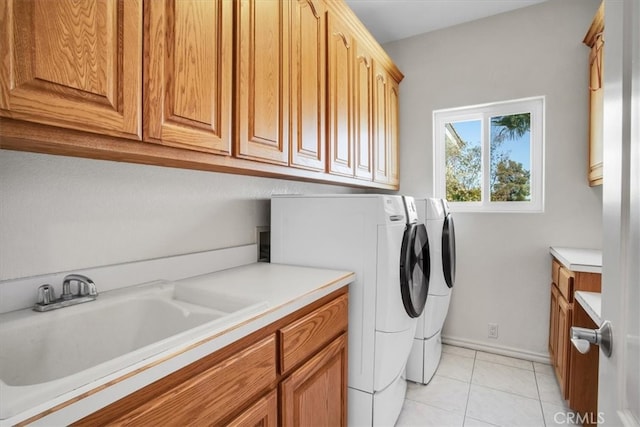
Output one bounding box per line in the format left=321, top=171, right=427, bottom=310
left=433, top=96, right=545, bottom=213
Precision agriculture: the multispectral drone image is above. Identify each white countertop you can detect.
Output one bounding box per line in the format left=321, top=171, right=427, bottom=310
left=0, top=263, right=354, bottom=426
left=575, top=291, right=602, bottom=326
left=549, top=247, right=603, bottom=273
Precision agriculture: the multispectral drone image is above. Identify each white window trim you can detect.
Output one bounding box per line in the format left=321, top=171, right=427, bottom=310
left=433, top=96, right=545, bottom=213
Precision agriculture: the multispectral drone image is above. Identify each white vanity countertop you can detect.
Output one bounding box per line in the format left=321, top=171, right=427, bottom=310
left=1, top=263, right=354, bottom=426
left=575, top=291, right=602, bottom=326
left=549, top=247, right=603, bottom=273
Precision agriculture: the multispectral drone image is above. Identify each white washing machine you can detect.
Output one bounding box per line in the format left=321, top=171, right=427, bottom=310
left=406, top=198, right=456, bottom=384
left=271, top=195, right=430, bottom=426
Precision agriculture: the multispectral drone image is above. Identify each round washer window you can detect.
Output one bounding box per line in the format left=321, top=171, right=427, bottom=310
left=400, top=223, right=430, bottom=318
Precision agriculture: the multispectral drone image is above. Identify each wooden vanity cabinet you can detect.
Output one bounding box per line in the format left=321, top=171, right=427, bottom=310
left=548, top=258, right=601, bottom=402
left=569, top=302, right=600, bottom=426
left=74, top=288, right=348, bottom=427
left=583, top=2, right=604, bottom=187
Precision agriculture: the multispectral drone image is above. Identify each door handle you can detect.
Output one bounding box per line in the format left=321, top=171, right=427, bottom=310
left=570, top=320, right=613, bottom=358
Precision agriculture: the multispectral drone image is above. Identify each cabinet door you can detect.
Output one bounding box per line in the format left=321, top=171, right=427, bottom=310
left=236, top=0, right=289, bottom=164
left=549, top=284, right=559, bottom=363
left=281, top=334, right=347, bottom=427
left=227, top=389, right=277, bottom=427
left=587, top=35, right=604, bottom=186
left=388, top=77, right=400, bottom=187
left=354, top=44, right=373, bottom=181
left=144, top=0, right=232, bottom=154
left=556, top=295, right=572, bottom=399
left=0, top=0, right=142, bottom=139
left=327, top=14, right=354, bottom=177
left=373, top=63, right=389, bottom=184
left=290, top=0, right=326, bottom=171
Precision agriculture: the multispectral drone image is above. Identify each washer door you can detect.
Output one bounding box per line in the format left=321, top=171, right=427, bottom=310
left=400, top=223, right=430, bottom=317
left=442, top=213, right=456, bottom=288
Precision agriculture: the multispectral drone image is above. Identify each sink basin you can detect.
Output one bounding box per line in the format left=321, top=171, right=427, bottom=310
left=0, top=280, right=268, bottom=419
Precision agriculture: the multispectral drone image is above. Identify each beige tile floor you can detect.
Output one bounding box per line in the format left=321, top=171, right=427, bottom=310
left=396, top=345, right=579, bottom=427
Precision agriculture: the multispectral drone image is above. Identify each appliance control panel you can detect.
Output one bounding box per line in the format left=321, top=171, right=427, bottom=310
left=403, top=196, right=419, bottom=224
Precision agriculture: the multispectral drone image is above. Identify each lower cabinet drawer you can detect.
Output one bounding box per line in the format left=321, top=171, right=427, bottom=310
left=558, top=267, right=575, bottom=301
left=279, top=293, right=348, bottom=374
left=552, top=259, right=561, bottom=285
left=78, top=335, right=277, bottom=426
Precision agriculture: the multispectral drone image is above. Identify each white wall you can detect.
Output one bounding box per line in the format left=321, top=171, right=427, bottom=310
left=384, top=0, right=603, bottom=358
left=0, top=150, right=360, bottom=281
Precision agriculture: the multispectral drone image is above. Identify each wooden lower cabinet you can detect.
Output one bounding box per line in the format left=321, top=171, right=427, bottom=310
left=569, top=302, right=600, bottom=426
left=555, top=292, right=572, bottom=397
left=228, top=389, right=278, bottom=427
left=281, top=334, right=348, bottom=427
left=74, top=289, right=348, bottom=426
left=548, top=257, right=601, bottom=416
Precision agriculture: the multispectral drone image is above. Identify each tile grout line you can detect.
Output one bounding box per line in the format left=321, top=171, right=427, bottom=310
left=462, top=350, right=477, bottom=425
left=534, top=369, right=548, bottom=427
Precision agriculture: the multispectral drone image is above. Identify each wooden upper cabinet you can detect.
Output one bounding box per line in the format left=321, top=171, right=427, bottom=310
left=583, top=2, right=604, bottom=187
left=327, top=13, right=354, bottom=177
left=372, top=62, right=400, bottom=186
left=236, top=0, right=289, bottom=165
left=388, top=78, right=400, bottom=186
left=373, top=63, right=389, bottom=184
left=143, top=0, right=232, bottom=154
left=354, top=43, right=374, bottom=181
left=290, top=0, right=326, bottom=171
left=0, top=0, right=142, bottom=140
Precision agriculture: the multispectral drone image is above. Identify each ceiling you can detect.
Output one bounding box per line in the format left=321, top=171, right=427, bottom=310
left=344, top=0, right=548, bottom=44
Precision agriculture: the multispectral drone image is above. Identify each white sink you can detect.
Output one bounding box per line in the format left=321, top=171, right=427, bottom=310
left=0, top=280, right=268, bottom=419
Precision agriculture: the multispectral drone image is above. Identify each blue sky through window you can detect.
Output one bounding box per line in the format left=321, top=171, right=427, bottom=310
left=451, top=120, right=531, bottom=171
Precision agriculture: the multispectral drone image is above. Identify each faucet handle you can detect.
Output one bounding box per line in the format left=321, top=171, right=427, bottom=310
left=62, top=274, right=98, bottom=298
left=36, top=284, right=56, bottom=305
left=80, top=280, right=98, bottom=297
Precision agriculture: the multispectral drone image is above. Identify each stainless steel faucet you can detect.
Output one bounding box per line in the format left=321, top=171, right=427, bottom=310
left=33, top=274, right=98, bottom=312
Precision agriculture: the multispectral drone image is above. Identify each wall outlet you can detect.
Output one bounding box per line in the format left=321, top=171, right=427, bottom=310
left=488, top=323, right=499, bottom=339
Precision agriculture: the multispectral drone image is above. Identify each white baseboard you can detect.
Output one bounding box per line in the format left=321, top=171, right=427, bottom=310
left=442, top=335, right=551, bottom=364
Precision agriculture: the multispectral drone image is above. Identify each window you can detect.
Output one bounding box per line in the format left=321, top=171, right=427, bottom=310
left=434, top=97, right=544, bottom=212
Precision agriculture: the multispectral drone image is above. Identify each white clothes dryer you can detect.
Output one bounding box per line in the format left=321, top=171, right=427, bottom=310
left=271, top=195, right=430, bottom=426
left=406, top=198, right=456, bottom=384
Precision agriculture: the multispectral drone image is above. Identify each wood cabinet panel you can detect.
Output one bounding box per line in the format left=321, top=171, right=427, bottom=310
left=568, top=302, right=599, bottom=425
left=280, top=293, right=348, bottom=374
left=280, top=334, right=347, bottom=427
left=104, top=335, right=276, bottom=426
left=327, top=13, right=354, bottom=177
left=143, top=0, right=232, bottom=154
left=558, top=267, right=575, bottom=302
left=0, top=0, right=142, bottom=139
left=227, top=389, right=278, bottom=427
left=290, top=0, right=326, bottom=171
left=236, top=0, right=289, bottom=164
left=373, top=63, right=389, bottom=184
left=556, top=291, right=572, bottom=399
left=388, top=78, right=400, bottom=186
left=354, top=44, right=374, bottom=180
left=549, top=257, right=602, bottom=411
left=584, top=2, right=604, bottom=187
left=549, top=284, right=559, bottom=362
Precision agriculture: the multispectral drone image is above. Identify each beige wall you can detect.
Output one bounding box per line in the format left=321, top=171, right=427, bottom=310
left=384, top=0, right=603, bottom=357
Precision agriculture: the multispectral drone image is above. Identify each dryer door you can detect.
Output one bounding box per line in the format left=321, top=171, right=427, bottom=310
left=442, top=213, right=456, bottom=288
left=400, top=223, right=430, bottom=317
